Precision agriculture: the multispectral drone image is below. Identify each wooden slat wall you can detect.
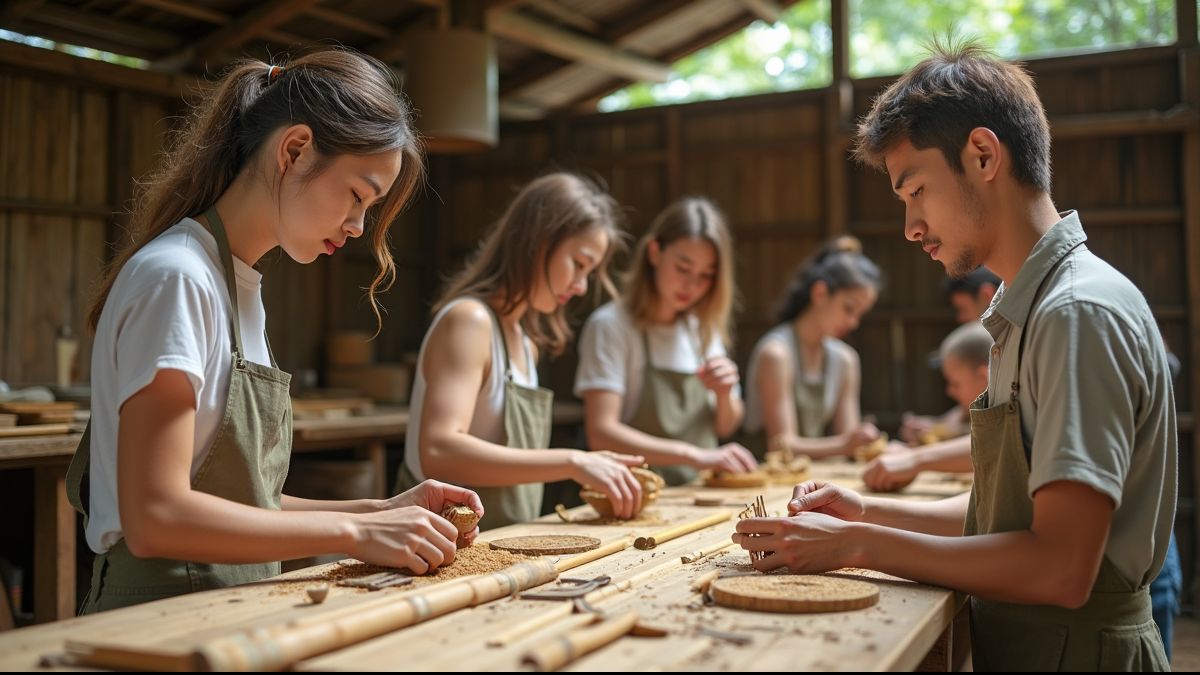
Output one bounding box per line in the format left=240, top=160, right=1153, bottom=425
left=0, top=71, right=164, bottom=386
left=0, top=56, right=435, bottom=386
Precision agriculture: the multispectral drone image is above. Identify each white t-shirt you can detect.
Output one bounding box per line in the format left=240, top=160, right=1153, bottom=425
left=87, top=217, right=271, bottom=554
left=574, top=301, right=734, bottom=422
left=404, top=298, right=537, bottom=482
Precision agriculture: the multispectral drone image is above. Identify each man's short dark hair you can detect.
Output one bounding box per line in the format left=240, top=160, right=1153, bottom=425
left=854, top=38, right=1052, bottom=193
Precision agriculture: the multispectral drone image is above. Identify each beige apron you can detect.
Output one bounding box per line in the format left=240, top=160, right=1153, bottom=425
left=397, top=300, right=552, bottom=530
left=965, top=248, right=1167, bottom=670
left=66, top=206, right=292, bottom=613
left=629, top=332, right=717, bottom=486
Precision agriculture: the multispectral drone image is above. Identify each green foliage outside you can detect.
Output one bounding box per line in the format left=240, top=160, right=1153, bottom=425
left=600, top=0, right=1179, bottom=112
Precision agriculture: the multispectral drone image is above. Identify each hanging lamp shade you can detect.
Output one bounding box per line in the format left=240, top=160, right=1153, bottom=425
left=404, top=28, right=498, bottom=153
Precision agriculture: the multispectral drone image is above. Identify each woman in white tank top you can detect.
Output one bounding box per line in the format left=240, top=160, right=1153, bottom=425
left=744, top=236, right=884, bottom=459
left=397, top=174, right=646, bottom=529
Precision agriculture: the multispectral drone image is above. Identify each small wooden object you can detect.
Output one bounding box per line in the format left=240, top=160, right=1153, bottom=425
left=704, top=470, right=768, bottom=488
left=0, top=424, right=72, bottom=438
left=489, top=535, right=601, bottom=556
left=763, top=451, right=811, bottom=485
left=306, top=585, right=330, bottom=604
left=853, top=435, right=888, bottom=463
left=579, top=467, right=665, bottom=519
left=522, top=610, right=640, bottom=671
left=441, top=503, right=481, bottom=547
left=633, top=510, right=733, bottom=550
left=709, top=574, right=880, bottom=613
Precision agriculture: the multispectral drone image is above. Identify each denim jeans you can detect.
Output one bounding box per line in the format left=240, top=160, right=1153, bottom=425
left=1150, top=534, right=1182, bottom=659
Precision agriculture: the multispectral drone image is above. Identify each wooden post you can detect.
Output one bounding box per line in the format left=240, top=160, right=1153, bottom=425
left=665, top=107, right=681, bottom=200
left=824, top=0, right=850, bottom=238
left=1179, top=37, right=1200, bottom=611
left=33, top=465, right=76, bottom=622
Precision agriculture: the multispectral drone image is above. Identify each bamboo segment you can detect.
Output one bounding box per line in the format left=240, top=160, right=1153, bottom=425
left=554, top=536, right=632, bottom=573
left=522, top=610, right=640, bottom=671
left=72, top=560, right=558, bottom=672
left=634, top=510, right=734, bottom=550
left=680, top=540, right=735, bottom=563
left=689, top=569, right=720, bottom=594
left=486, top=602, right=576, bottom=647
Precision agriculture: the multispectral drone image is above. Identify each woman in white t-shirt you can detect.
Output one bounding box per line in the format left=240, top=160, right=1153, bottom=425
left=396, top=174, right=645, bottom=529
left=69, top=50, right=481, bottom=613
left=576, top=198, right=757, bottom=485
left=743, top=236, right=882, bottom=459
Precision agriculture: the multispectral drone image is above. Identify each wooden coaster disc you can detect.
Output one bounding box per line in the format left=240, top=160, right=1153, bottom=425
left=710, top=574, right=880, bottom=613
left=704, top=471, right=768, bottom=488
left=488, top=535, right=601, bottom=555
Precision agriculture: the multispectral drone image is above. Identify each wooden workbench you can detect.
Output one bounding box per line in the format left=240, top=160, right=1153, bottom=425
left=0, top=461, right=971, bottom=671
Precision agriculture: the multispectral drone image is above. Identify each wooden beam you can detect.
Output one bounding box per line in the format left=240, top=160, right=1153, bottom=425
left=128, top=0, right=308, bottom=46
left=498, top=98, right=545, bottom=120
left=739, top=0, right=784, bottom=24
left=33, top=466, right=75, bottom=623
left=523, top=0, right=600, bottom=33
left=306, top=6, right=391, bottom=39
left=500, top=0, right=694, bottom=97
left=0, top=0, right=45, bottom=25
left=364, top=9, right=440, bottom=64
left=154, top=0, right=325, bottom=72
left=1048, top=105, right=1199, bottom=140
left=488, top=10, right=671, bottom=83
left=18, top=3, right=181, bottom=53
left=569, top=7, right=787, bottom=112
left=0, top=39, right=195, bottom=98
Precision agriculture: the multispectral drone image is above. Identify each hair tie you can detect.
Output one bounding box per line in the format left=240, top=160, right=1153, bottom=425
left=267, top=64, right=284, bottom=81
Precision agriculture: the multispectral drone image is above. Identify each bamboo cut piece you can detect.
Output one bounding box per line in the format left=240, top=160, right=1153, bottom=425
left=521, top=610, right=640, bottom=671
left=709, top=574, right=880, bottom=613
left=633, top=510, right=734, bottom=550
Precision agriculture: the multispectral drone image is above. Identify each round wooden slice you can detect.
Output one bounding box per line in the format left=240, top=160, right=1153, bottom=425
left=710, top=575, right=880, bottom=613
left=488, top=535, right=602, bottom=555
left=704, top=471, right=768, bottom=488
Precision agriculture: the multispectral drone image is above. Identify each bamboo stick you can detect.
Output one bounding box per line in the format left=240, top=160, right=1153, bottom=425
left=680, top=540, right=735, bottom=563
left=554, top=536, right=632, bottom=573
left=633, top=510, right=734, bottom=550
left=522, top=610, right=640, bottom=671
left=488, top=551, right=685, bottom=648
left=72, top=560, right=558, bottom=672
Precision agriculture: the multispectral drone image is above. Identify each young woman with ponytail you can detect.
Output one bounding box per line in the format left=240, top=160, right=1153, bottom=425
left=69, top=49, right=482, bottom=613
left=742, top=236, right=884, bottom=459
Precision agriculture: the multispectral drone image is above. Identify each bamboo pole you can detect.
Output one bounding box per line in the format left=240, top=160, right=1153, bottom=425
left=633, top=510, right=734, bottom=550
left=554, top=536, right=632, bottom=573
left=71, top=560, right=558, bottom=672
left=680, top=540, right=735, bottom=564
left=522, top=610, right=640, bottom=671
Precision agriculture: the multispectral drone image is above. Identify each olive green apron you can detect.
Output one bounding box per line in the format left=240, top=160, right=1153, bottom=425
left=629, top=331, right=717, bottom=486
left=964, top=253, right=1168, bottom=670
left=66, top=206, right=293, bottom=614
left=397, top=299, right=552, bottom=531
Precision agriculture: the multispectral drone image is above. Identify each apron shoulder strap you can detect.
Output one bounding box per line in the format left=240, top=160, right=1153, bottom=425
left=201, top=206, right=246, bottom=364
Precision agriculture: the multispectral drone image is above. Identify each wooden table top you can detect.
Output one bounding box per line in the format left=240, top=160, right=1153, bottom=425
left=0, top=460, right=971, bottom=671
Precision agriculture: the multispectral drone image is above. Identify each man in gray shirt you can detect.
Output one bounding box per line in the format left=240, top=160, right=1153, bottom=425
left=733, top=40, right=1174, bottom=671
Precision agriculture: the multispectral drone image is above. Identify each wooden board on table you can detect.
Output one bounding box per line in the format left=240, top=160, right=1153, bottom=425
left=290, top=397, right=375, bottom=420
left=0, top=413, right=16, bottom=427
left=0, top=424, right=72, bottom=438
